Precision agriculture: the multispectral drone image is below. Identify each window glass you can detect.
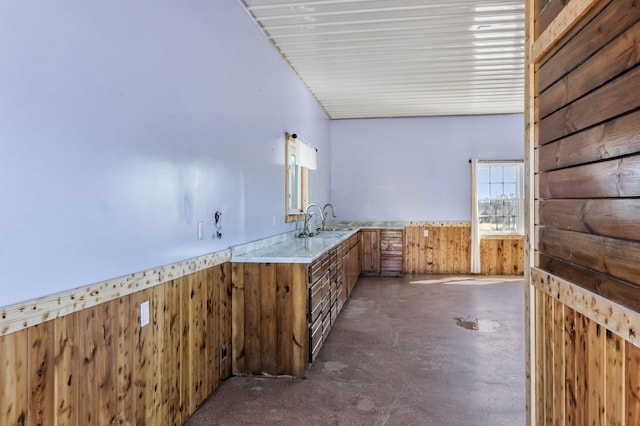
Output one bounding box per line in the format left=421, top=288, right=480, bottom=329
left=476, top=162, right=523, bottom=234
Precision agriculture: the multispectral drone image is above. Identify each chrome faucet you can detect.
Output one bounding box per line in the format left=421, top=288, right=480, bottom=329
left=303, top=203, right=325, bottom=236
left=322, top=203, right=336, bottom=230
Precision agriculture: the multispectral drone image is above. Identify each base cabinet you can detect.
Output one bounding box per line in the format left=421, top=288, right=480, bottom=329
left=361, top=229, right=404, bottom=276
left=232, top=233, right=361, bottom=378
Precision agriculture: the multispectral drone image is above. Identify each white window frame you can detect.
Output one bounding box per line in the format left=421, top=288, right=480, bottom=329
left=475, top=161, right=525, bottom=235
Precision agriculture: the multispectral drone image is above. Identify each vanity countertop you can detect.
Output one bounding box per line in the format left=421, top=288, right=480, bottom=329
left=231, top=221, right=403, bottom=264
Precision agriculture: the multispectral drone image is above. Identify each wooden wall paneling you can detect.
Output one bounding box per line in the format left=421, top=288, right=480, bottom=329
left=162, top=280, right=181, bottom=425
left=537, top=226, right=640, bottom=286
left=204, top=267, right=219, bottom=395
left=190, top=271, right=207, bottom=409
left=537, top=252, right=640, bottom=313
left=54, top=313, right=78, bottom=426
left=219, top=263, right=232, bottom=380
left=587, top=320, right=605, bottom=425
left=535, top=0, right=611, bottom=66
left=130, top=288, right=155, bottom=426
left=534, top=289, right=545, bottom=426
left=151, top=282, right=165, bottom=423
left=98, top=301, right=117, bottom=426
left=552, top=298, right=565, bottom=425
left=543, top=292, right=554, bottom=425
left=539, top=67, right=640, bottom=145
left=539, top=19, right=640, bottom=120
left=564, top=304, right=577, bottom=425
left=231, top=263, right=245, bottom=375
left=605, top=330, right=624, bottom=426
left=627, top=342, right=640, bottom=424
left=244, top=264, right=262, bottom=375
left=537, top=199, right=640, bottom=241
left=537, top=109, right=640, bottom=172
left=260, top=263, right=278, bottom=376
left=275, top=264, right=293, bottom=375
left=537, top=0, right=570, bottom=37
left=0, top=329, right=27, bottom=425
left=537, top=0, right=637, bottom=91
left=537, top=156, right=640, bottom=199
left=28, top=320, right=55, bottom=426
left=77, top=306, right=96, bottom=425
left=178, top=275, right=190, bottom=421
left=575, top=312, right=588, bottom=425
left=115, top=296, right=133, bottom=424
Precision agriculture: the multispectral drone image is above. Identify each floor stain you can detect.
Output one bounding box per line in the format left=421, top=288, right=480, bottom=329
left=324, top=360, right=348, bottom=373
left=455, top=317, right=500, bottom=332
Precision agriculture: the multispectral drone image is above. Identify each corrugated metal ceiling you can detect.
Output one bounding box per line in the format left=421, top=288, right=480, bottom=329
left=238, top=0, right=525, bottom=119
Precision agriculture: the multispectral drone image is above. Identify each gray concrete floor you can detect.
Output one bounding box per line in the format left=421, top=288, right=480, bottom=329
left=185, top=275, right=526, bottom=426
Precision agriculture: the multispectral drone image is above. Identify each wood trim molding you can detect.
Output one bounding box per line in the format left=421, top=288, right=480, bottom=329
left=531, top=267, right=640, bottom=349
left=0, top=249, right=231, bottom=337
left=404, top=221, right=470, bottom=227
left=532, top=0, right=601, bottom=63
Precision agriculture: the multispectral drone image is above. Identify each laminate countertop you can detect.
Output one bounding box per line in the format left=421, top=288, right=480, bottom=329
left=231, top=221, right=403, bottom=264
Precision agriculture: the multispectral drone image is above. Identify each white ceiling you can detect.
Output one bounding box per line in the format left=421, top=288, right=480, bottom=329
left=238, top=0, right=525, bottom=119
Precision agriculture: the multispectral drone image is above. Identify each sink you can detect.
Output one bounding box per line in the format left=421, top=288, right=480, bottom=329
left=323, top=227, right=353, bottom=232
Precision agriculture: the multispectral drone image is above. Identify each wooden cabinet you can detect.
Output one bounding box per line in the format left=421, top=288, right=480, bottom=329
left=308, top=234, right=360, bottom=363
left=361, top=229, right=404, bottom=276
left=232, top=233, right=361, bottom=378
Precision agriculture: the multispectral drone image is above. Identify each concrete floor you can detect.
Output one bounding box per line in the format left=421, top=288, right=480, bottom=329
left=185, top=275, right=526, bottom=426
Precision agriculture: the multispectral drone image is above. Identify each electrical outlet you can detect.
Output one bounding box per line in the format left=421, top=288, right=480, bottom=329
left=197, top=221, right=204, bottom=240
left=423, top=230, right=429, bottom=237
left=140, top=301, right=150, bottom=327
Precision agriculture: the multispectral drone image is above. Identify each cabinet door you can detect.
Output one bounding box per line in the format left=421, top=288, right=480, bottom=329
left=361, top=230, right=380, bottom=274
left=380, top=230, right=404, bottom=275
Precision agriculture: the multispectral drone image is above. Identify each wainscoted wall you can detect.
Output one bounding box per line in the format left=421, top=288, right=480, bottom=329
left=532, top=269, right=640, bottom=425
left=526, top=0, right=640, bottom=423
left=404, top=222, right=524, bottom=275
left=0, top=257, right=232, bottom=426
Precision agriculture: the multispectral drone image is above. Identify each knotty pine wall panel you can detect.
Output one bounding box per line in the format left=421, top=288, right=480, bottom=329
left=404, top=222, right=524, bottom=275
left=533, top=287, right=640, bottom=425
left=0, top=263, right=232, bottom=426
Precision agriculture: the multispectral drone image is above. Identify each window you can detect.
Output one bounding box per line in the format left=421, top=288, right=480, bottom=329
left=475, top=161, right=524, bottom=234
left=285, top=132, right=312, bottom=223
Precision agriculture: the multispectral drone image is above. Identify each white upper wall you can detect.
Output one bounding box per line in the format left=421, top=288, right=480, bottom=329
left=330, top=115, right=524, bottom=222
left=0, top=0, right=330, bottom=307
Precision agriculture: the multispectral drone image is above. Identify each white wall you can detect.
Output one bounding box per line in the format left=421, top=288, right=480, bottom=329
left=0, top=0, right=330, bottom=307
left=330, top=115, right=524, bottom=221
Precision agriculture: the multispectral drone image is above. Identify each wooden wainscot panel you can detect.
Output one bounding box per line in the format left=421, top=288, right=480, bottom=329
left=532, top=270, right=640, bottom=425
left=0, top=329, right=28, bottom=425
left=480, top=235, right=525, bottom=275
left=0, top=260, right=232, bottom=426
left=404, top=222, right=471, bottom=274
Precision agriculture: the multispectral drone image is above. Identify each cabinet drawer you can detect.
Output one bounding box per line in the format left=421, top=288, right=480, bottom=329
left=309, top=278, right=324, bottom=323
left=381, top=256, right=404, bottom=272
left=309, top=316, right=323, bottom=362
left=309, top=253, right=331, bottom=283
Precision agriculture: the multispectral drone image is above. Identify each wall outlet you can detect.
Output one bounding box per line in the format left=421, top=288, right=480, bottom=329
left=272, top=215, right=276, bottom=227
left=423, top=230, right=429, bottom=237
left=140, top=301, right=150, bottom=327
left=197, top=221, right=204, bottom=240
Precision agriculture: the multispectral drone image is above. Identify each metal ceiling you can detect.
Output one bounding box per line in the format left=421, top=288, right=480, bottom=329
left=238, top=0, right=525, bottom=119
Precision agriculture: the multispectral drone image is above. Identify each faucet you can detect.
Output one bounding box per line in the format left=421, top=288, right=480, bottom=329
left=322, top=203, right=336, bottom=230
left=303, top=203, right=325, bottom=236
